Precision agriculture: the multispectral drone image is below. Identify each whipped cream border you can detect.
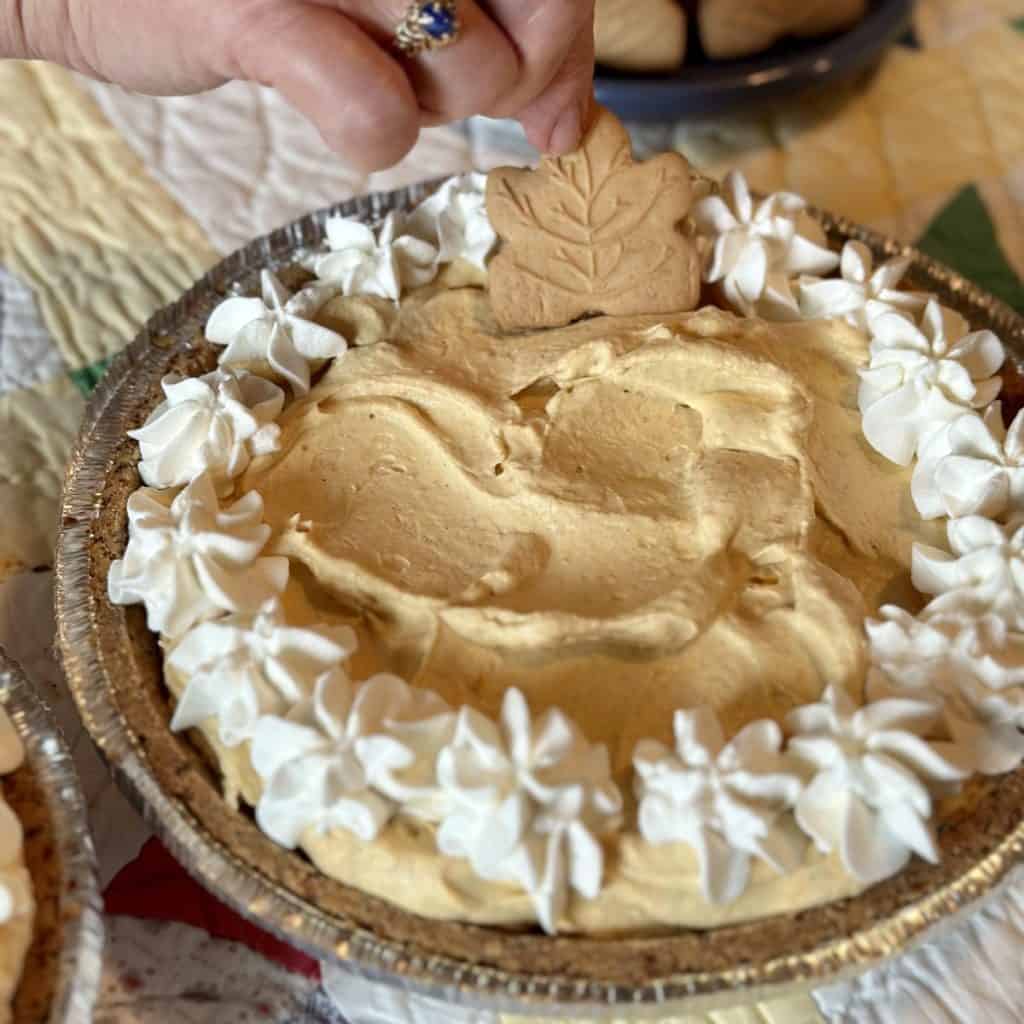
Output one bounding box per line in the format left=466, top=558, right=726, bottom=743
left=107, top=171, right=1024, bottom=934
left=304, top=171, right=495, bottom=303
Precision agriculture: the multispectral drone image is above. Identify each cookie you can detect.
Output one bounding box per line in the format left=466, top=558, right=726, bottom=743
left=486, top=106, right=702, bottom=331
left=594, top=0, right=687, bottom=72
left=699, top=0, right=868, bottom=60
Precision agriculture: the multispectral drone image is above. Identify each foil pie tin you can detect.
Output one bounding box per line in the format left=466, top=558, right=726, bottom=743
left=54, top=181, right=1024, bottom=1018
left=0, top=649, right=103, bottom=1022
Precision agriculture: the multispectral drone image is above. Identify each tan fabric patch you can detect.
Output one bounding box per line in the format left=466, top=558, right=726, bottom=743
left=915, top=0, right=1024, bottom=48
left=0, top=377, right=85, bottom=568
left=673, top=22, right=1024, bottom=275
left=954, top=23, right=1024, bottom=168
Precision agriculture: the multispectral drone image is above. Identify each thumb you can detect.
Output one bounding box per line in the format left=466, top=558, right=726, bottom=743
left=516, top=24, right=596, bottom=156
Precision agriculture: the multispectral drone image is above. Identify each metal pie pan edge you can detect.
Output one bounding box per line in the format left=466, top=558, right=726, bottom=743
left=0, top=650, right=104, bottom=1023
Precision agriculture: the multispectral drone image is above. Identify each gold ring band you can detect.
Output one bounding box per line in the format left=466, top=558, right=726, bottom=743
left=394, top=0, right=461, bottom=56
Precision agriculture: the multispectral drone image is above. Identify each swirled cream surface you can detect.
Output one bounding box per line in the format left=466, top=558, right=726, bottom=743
left=183, top=281, right=944, bottom=931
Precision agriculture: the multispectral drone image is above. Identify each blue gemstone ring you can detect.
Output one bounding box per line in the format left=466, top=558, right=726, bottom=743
left=394, top=0, right=461, bottom=55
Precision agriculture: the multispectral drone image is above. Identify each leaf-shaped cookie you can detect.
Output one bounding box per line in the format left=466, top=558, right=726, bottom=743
left=486, top=106, right=702, bottom=331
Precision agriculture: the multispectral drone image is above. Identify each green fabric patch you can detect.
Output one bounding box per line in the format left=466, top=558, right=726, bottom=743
left=1012, top=16, right=1024, bottom=33
left=917, top=185, right=1024, bottom=313
left=70, top=357, right=111, bottom=397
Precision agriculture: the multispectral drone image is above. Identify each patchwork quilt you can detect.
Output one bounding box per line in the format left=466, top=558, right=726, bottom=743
left=2, top=1, right=1024, bottom=1019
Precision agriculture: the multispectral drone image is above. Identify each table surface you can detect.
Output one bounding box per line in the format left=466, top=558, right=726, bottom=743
left=3, top=1, right=1024, bottom=1020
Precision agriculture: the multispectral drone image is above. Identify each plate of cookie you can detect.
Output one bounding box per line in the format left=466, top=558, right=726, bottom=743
left=594, top=0, right=913, bottom=122
left=55, top=106, right=1024, bottom=1018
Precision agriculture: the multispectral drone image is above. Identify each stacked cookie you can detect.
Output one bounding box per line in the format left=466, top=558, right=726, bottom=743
left=595, top=0, right=868, bottom=72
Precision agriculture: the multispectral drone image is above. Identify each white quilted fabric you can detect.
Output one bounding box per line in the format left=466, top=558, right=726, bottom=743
left=322, top=964, right=499, bottom=1024
left=102, top=917, right=327, bottom=1023
left=815, top=868, right=1024, bottom=1022
left=83, top=79, right=532, bottom=256
left=0, top=268, right=63, bottom=397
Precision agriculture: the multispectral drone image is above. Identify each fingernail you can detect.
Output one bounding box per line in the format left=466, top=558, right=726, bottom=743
left=547, top=104, right=582, bottom=156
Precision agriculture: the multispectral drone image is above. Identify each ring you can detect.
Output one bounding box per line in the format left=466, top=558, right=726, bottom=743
left=394, top=0, right=461, bottom=55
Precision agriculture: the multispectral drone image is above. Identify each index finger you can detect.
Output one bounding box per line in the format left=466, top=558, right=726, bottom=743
left=480, top=0, right=595, bottom=118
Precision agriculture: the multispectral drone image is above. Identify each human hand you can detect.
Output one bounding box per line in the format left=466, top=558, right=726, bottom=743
left=2, top=0, right=595, bottom=171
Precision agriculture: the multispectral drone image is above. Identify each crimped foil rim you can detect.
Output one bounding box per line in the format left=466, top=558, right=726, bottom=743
left=0, top=649, right=104, bottom=1023
left=54, top=180, right=1024, bottom=1017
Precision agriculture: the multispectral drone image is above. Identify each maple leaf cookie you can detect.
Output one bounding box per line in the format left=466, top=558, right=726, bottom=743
left=486, top=106, right=702, bottom=331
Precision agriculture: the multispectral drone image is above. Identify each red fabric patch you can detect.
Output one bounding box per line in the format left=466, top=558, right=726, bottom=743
left=1000, top=358, right=1024, bottom=428
left=104, top=837, right=320, bottom=979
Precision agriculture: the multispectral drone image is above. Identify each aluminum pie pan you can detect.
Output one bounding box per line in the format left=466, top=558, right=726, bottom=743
left=53, top=180, right=1024, bottom=1018
left=0, top=649, right=103, bottom=1023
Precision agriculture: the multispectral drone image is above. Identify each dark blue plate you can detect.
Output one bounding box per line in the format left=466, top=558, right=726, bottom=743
left=595, top=0, right=913, bottom=123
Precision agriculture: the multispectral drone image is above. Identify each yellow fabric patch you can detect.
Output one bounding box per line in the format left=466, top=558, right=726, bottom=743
left=0, top=61, right=216, bottom=372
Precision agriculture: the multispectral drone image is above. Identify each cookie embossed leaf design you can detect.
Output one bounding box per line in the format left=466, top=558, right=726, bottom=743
left=486, top=106, right=701, bottom=330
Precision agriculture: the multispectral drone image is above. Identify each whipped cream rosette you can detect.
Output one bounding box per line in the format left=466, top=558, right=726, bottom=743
left=168, top=599, right=358, bottom=748
left=308, top=174, right=494, bottom=301
left=693, top=169, right=839, bottom=320
left=634, top=708, right=803, bottom=904
left=309, top=212, right=439, bottom=302
left=858, top=299, right=1005, bottom=466
left=404, top=172, right=496, bottom=272
left=866, top=605, right=1024, bottom=775
left=877, top=506, right=1024, bottom=776
left=786, top=685, right=967, bottom=884
left=796, top=239, right=926, bottom=330
left=913, top=515, right=1024, bottom=629
left=107, top=472, right=288, bottom=638
left=436, top=689, right=622, bottom=935
left=129, top=368, right=283, bottom=492
left=206, top=270, right=349, bottom=395
left=251, top=670, right=454, bottom=846
left=913, top=403, right=1024, bottom=520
